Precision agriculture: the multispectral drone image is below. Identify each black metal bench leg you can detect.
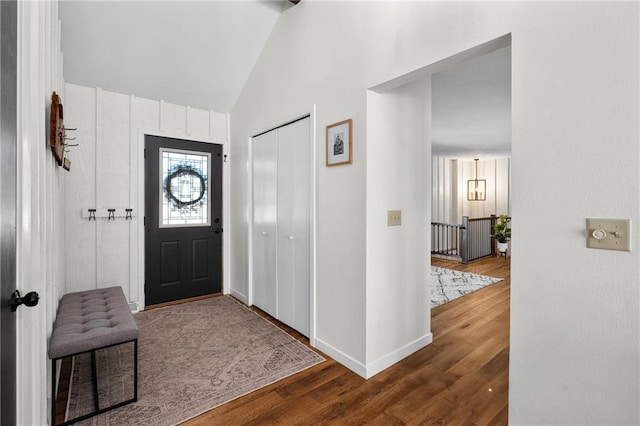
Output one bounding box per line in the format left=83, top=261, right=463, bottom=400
left=133, top=339, right=138, bottom=402
left=52, top=359, right=57, bottom=426
left=54, top=340, right=138, bottom=426
left=91, top=350, right=99, bottom=411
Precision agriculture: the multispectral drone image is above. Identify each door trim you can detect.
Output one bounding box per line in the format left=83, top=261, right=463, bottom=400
left=137, top=127, right=230, bottom=310
left=248, top=105, right=317, bottom=347
left=0, top=0, right=18, bottom=423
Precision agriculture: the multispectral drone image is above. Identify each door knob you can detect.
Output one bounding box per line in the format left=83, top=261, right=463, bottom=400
left=214, top=227, right=223, bottom=234
left=10, top=290, right=40, bottom=312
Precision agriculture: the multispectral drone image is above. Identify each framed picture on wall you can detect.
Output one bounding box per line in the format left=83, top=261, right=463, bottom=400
left=326, top=118, right=352, bottom=167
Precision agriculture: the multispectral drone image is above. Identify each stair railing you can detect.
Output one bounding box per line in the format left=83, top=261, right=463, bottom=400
left=431, top=215, right=498, bottom=264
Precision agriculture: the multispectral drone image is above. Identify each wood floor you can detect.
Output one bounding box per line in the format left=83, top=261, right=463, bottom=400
left=185, top=256, right=510, bottom=425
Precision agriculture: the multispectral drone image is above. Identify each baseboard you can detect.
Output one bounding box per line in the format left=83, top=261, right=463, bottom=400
left=314, top=333, right=433, bottom=379
left=365, top=332, right=433, bottom=379
left=314, top=338, right=368, bottom=379
left=230, top=288, right=248, bottom=305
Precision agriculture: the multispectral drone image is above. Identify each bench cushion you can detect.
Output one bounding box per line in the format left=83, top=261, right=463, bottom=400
left=49, top=286, right=138, bottom=359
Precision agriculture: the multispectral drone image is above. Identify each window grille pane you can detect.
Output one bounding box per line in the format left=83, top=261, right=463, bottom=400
left=160, top=149, right=211, bottom=227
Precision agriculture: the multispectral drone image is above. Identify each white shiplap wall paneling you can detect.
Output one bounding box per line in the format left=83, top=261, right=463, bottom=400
left=99, top=90, right=132, bottom=295
left=210, top=110, right=228, bottom=141
left=161, top=101, right=187, bottom=135
left=17, top=2, right=66, bottom=424
left=188, top=107, right=210, bottom=139
left=95, top=87, right=104, bottom=290
left=65, top=85, right=97, bottom=294
left=129, top=94, right=138, bottom=302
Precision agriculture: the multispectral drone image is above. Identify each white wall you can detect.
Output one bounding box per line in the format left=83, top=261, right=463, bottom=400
left=230, top=1, right=640, bottom=423
left=509, top=4, right=638, bottom=423
left=16, top=1, right=65, bottom=424
left=366, top=79, right=431, bottom=373
left=63, top=83, right=229, bottom=308
left=230, top=5, right=370, bottom=367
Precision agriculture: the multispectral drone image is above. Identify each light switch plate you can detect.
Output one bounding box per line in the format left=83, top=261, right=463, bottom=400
left=586, top=218, right=631, bottom=251
left=388, top=210, right=402, bottom=226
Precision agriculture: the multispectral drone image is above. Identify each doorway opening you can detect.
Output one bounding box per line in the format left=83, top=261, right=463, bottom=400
left=365, top=31, right=512, bottom=385
left=429, top=37, right=512, bottom=419
left=431, top=45, right=512, bottom=267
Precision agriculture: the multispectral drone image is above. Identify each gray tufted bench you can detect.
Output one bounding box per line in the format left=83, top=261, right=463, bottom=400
left=49, top=286, right=138, bottom=425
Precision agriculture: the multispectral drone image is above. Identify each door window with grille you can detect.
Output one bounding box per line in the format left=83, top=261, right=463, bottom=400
left=159, top=148, right=211, bottom=227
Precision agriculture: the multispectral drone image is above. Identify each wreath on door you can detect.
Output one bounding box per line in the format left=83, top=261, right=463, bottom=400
left=164, top=165, right=207, bottom=208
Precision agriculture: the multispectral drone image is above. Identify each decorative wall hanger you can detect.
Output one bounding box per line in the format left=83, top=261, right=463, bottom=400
left=50, top=92, right=77, bottom=172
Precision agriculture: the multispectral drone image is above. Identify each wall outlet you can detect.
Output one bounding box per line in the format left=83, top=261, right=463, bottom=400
left=387, top=210, right=402, bottom=226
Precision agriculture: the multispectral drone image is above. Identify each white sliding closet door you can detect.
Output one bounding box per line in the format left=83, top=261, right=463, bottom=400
left=251, top=116, right=311, bottom=337
left=252, top=130, right=278, bottom=318
left=277, top=118, right=311, bottom=336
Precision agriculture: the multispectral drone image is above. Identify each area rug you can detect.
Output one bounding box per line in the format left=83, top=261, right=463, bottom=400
left=430, top=266, right=503, bottom=308
left=65, top=296, right=325, bottom=425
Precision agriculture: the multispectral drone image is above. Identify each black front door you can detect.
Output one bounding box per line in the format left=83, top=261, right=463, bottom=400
left=144, top=136, right=223, bottom=306
left=0, top=1, right=17, bottom=423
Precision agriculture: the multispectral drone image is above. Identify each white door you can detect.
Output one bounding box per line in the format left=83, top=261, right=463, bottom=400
left=252, top=130, right=278, bottom=318
left=277, top=118, right=311, bottom=336
left=251, top=116, right=311, bottom=337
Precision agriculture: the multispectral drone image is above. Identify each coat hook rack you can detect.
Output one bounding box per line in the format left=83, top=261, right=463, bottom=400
left=83, top=207, right=136, bottom=220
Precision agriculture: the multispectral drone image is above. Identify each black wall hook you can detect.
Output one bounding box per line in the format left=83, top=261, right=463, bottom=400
left=11, top=290, right=40, bottom=312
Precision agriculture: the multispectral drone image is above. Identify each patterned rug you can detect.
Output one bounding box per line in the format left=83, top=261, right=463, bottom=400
left=430, top=266, right=503, bottom=308
left=65, top=296, right=324, bottom=425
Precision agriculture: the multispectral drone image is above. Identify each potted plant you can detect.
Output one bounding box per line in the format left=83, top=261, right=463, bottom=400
left=493, top=214, right=511, bottom=254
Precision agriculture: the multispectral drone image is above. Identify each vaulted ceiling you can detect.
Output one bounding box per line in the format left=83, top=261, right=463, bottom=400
left=58, top=0, right=288, bottom=113
left=59, top=1, right=511, bottom=156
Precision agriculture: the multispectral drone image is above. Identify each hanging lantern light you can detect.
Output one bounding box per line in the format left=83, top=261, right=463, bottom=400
left=467, top=159, right=486, bottom=201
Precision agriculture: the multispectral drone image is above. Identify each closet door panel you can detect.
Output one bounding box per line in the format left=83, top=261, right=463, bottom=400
left=252, top=130, right=278, bottom=317
left=292, top=118, right=311, bottom=336
left=277, top=118, right=311, bottom=336
left=276, top=124, right=297, bottom=329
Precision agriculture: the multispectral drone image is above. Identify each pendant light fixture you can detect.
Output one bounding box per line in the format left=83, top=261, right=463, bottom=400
left=467, top=159, right=486, bottom=201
